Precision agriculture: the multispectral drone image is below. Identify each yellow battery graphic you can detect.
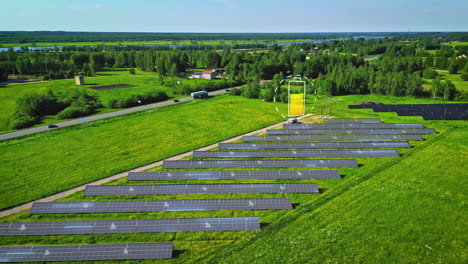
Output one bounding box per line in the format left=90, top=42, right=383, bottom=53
left=289, top=93, right=304, bottom=116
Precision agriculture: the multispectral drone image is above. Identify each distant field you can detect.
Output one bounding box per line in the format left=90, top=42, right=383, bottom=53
left=0, top=39, right=315, bottom=48
left=449, top=41, right=468, bottom=46
left=0, top=93, right=465, bottom=264
left=0, top=68, right=225, bottom=133
left=0, top=95, right=287, bottom=210
left=423, top=70, right=468, bottom=92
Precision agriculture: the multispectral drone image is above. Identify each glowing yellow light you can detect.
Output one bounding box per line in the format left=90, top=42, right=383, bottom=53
left=289, top=93, right=304, bottom=116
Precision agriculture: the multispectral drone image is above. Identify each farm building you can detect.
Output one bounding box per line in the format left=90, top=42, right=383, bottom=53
left=191, top=72, right=203, bottom=79
left=190, top=71, right=216, bottom=80
left=202, top=71, right=216, bottom=79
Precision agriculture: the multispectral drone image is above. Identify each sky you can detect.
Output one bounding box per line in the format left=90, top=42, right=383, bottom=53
left=0, top=0, right=467, bottom=32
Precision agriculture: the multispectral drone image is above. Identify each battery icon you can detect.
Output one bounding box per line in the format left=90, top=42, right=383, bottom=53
left=288, top=76, right=306, bottom=116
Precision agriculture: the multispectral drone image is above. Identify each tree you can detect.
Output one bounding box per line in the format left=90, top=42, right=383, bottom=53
left=443, top=80, right=456, bottom=101
left=461, top=72, right=468, bottom=81
left=129, top=68, right=136, bottom=75
left=448, top=61, right=459, bottom=74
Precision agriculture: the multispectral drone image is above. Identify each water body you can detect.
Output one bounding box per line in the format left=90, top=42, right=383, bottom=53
left=0, top=36, right=382, bottom=52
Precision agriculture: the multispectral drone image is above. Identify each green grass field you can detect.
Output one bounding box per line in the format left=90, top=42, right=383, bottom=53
left=435, top=70, right=468, bottom=92
left=0, top=68, right=226, bottom=133
left=0, top=93, right=466, bottom=263
left=0, top=95, right=287, bottom=210
left=0, top=39, right=315, bottom=48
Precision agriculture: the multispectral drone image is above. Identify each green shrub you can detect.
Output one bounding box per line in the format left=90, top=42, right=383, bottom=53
left=108, top=91, right=169, bottom=109
left=9, top=114, right=39, bottom=129
left=229, top=88, right=242, bottom=96
left=460, top=72, right=468, bottom=81
left=422, top=69, right=438, bottom=79
left=57, top=107, right=87, bottom=119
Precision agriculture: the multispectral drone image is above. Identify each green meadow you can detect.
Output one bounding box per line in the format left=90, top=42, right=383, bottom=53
left=0, top=68, right=225, bottom=133
left=0, top=92, right=466, bottom=263
left=0, top=95, right=287, bottom=210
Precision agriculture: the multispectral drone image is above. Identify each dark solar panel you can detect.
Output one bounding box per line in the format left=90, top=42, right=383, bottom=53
left=129, top=170, right=341, bottom=180
left=267, top=128, right=436, bottom=135
left=348, top=104, right=468, bottom=120
left=324, top=118, right=381, bottom=123
left=0, top=243, right=173, bottom=262
left=84, top=183, right=319, bottom=196
left=193, top=150, right=399, bottom=158
left=242, top=135, right=423, bottom=142
left=283, top=123, right=424, bottom=129
left=30, top=198, right=293, bottom=214
left=163, top=159, right=358, bottom=169
left=219, top=142, right=411, bottom=149
left=0, top=217, right=260, bottom=236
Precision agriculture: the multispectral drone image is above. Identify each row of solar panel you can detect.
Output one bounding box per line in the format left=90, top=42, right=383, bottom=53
left=193, top=150, right=399, bottom=158
left=30, top=198, right=293, bottom=214
left=266, top=128, right=436, bottom=135
left=163, top=159, right=358, bottom=169
left=283, top=123, right=424, bottom=129
left=219, top=142, right=411, bottom=150
left=128, top=170, right=341, bottom=181
left=324, top=118, right=381, bottom=123
left=0, top=243, right=173, bottom=262
left=348, top=104, right=468, bottom=120
left=0, top=217, right=260, bottom=236
left=242, top=135, right=423, bottom=142
left=348, top=104, right=468, bottom=109
left=84, top=183, right=319, bottom=196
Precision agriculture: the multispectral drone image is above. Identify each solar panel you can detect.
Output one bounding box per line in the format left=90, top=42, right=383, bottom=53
left=30, top=198, right=293, bottom=214
left=219, top=142, right=411, bottom=149
left=283, top=123, right=424, bottom=129
left=348, top=104, right=468, bottom=120
left=324, top=118, right=381, bottom=123
left=128, top=170, right=341, bottom=180
left=0, top=217, right=260, bottom=236
left=0, top=243, right=173, bottom=262
left=84, top=183, right=319, bottom=196
left=267, top=128, right=436, bottom=135
left=163, top=159, right=358, bottom=169
left=193, top=150, right=399, bottom=158
left=242, top=135, right=423, bottom=142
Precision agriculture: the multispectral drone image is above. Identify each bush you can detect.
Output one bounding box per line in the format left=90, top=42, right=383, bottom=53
left=460, top=72, right=468, bottom=81
left=422, top=69, right=438, bottom=79
left=129, top=68, right=136, bottom=75
left=229, top=88, right=242, bottom=96
left=9, top=114, right=39, bottom=129
left=108, top=91, right=169, bottom=109
left=57, top=107, right=87, bottom=119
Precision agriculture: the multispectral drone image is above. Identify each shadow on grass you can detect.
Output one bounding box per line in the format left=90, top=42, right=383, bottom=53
left=318, top=188, right=327, bottom=194
left=172, top=250, right=185, bottom=258
left=292, top=203, right=300, bottom=209
left=260, top=222, right=270, bottom=229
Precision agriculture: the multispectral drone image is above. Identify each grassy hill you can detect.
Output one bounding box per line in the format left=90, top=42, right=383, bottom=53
left=0, top=93, right=466, bottom=263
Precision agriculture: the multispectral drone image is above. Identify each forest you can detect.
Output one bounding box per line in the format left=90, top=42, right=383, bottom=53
left=1, top=32, right=468, bottom=129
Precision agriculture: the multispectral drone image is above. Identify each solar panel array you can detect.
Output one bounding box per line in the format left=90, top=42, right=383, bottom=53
left=267, top=128, right=436, bottom=135
left=128, top=170, right=341, bottom=180
left=193, top=150, right=399, bottom=158
left=324, top=118, right=382, bottom=123
left=30, top=198, right=293, bottom=214
left=219, top=142, right=411, bottom=149
left=283, top=123, right=424, bottom=129
left=0, top=217, right=260, bottom=236
left=164, top=159, right=358, bottom=169
left=243, top=135, right=423, bottom=142
left=0, top=243, right=173, bottom=262
left=84, top=183, right=319, bottom=196
left=348, top=103, right=468, bottom=120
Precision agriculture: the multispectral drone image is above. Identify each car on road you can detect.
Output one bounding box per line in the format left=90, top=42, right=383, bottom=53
left=173, top=99, right=180, bottom=102
left=226, top=89, right=231, bottom=92
left=48, top=124, right=58, bottom=128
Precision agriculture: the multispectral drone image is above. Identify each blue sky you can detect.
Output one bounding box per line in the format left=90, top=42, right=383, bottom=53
left=0, top=0, right=467, bottom=32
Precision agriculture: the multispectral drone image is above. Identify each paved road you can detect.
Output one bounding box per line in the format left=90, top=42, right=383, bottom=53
left=0, top=83, right=256, bottom=141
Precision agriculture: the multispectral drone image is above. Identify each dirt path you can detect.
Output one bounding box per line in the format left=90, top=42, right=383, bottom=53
left=0, top=114, right=313, bottom=218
